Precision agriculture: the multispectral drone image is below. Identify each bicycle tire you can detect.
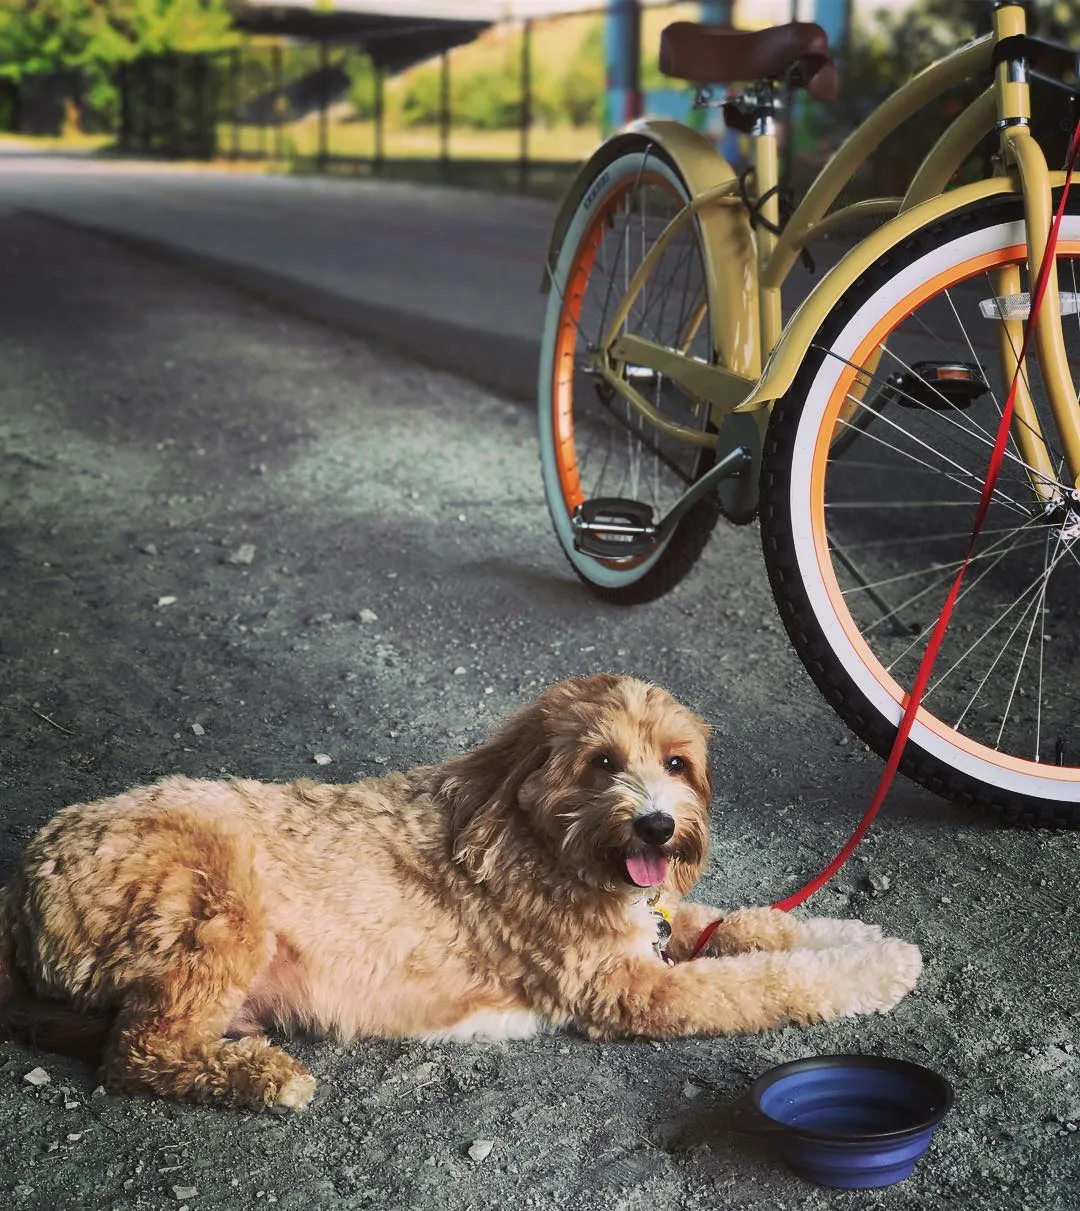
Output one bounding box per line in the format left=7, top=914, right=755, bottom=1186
left=537, top=148, right=722, bottom=604
left=760, top=195, right=1080, bottom=827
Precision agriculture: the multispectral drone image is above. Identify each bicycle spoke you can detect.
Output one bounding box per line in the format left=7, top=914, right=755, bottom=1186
left=876, top=341, right=1063, bottom=497
left=858, top=517, right=1042, bottom=643
left=832, top=402, right=1033, bottom=516
left=992, top=526, right=1058, bottom=753
left=827, top=343, right=1064, bottom=498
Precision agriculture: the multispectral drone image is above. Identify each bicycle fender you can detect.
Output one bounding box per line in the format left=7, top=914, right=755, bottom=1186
left=542, top=119, right=761, bottom=379
left=542, top=120, right=733, bottom=292
left=733, top=174, right=1051, bottom=413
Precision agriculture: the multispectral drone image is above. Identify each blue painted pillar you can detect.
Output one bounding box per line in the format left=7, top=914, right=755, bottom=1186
left=813, top=0, right=850, bottom=58
left=604, top=0, right=641, bottom=133
left=787, top=0, right=850, bottom=159
left=698, top=1, right=732, bottom=24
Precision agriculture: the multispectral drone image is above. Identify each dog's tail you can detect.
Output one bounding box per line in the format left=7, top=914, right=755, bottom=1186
left=0, top=886, right=112, bottom=1060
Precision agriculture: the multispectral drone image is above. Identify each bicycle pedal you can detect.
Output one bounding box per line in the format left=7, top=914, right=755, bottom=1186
left=572, top=498, right=657, bottom=559
left=888, top=361, right=987, bottom=411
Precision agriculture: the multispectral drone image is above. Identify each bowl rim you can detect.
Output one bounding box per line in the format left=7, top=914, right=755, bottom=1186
left=748, top=1054, right=955, bottom=1143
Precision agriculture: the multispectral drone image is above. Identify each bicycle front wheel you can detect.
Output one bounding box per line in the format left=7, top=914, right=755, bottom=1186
left=761, top=197, right=1080, bottom=826
left=538, top=149, right=721, bottom=604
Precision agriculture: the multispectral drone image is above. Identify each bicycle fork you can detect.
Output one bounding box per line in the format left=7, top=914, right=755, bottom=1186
left=993, top=2, right=1080, bottom=504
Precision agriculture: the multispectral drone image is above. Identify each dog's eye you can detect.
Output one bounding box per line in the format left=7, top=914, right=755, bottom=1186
left=590, top=752, right=617, bottom=773
left=664, top=755, right=687, bottom=775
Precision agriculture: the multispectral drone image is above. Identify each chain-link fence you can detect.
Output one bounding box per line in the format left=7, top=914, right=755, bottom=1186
left=9, top=4, right=709, bottom=194
left=8, top=3, right=1067, bottom=198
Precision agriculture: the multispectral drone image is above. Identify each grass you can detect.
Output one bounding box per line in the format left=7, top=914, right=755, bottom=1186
left=0, top=130, right=113, bottom=152
left=219, top=115, right=603, bottom=164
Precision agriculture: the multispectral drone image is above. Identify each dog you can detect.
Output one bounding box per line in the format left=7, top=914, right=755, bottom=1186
left=0, top=673, right=922, bottom=1111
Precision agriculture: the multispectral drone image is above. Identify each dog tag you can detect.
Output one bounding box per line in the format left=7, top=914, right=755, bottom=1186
left=652, top=905, right=674, bottom=965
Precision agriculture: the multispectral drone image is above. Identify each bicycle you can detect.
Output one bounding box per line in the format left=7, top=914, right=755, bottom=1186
left=535, top=2, right=1080, bottom=828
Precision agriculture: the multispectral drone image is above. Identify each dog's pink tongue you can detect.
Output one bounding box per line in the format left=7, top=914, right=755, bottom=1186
left=626, top=852, right=669, bottom=887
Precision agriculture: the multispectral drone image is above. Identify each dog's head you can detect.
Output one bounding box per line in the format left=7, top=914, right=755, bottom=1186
left=444, top=674, right=712, bottom=897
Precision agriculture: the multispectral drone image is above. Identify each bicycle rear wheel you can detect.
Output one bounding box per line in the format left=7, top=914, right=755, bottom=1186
left=538, top=149, right=721, bottom=604
left=760, top=197, right=1080, bottom=826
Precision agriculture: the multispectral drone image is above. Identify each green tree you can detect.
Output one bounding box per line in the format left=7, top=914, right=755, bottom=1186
left=348, top=51, right=377, bottom=120
left=455, top=60, right=522, bottom=130
left=0, top=0, right=238, bottom=81
left=559, top=19, right=603, bottom=128
left=0, top=0, right=238, bottom=133
left=398, top=62, right=441, bottom=127
left=0, top=0, right=92, bottom=80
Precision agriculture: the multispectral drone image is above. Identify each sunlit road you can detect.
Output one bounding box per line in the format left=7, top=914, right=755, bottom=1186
left=0, top=151, right=557, bottom=399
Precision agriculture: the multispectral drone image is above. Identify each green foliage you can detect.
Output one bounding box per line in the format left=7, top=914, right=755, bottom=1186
left=559, top=19, right=603, bottom=128
left=0, top=0, right=238, bottom=82
left=455, top=62, right=524, bottom=130
left=389, top=22, right=592, bottom=132
left=0, top=0, right=91, bottom=79
left=0, top=0, right=239, bottom=133
left=399, top=63, right=442, bottom=127
left=397, top=52, right=530, bottom=131
left=348, top=51, right=377, bottom=120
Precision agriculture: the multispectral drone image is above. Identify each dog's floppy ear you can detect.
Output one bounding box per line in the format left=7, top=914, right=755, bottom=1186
left=438, top=697, right=552, bottom=882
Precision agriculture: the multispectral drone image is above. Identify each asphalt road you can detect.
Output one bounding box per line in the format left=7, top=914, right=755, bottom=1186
left=0, top=152, right=554, bottom=402
left=0, top=156, right=1078, bottom=1211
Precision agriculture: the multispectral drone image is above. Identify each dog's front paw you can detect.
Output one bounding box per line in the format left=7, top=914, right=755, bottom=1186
left=793, top=916, right=885, bottom=951
left=835, top=939, right=923, bottom=1016
left=786, top=938, right=922, bottom=1024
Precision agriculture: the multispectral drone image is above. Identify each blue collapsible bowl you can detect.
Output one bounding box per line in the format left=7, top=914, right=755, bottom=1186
left=749, top=1055, right=954, bottom=1189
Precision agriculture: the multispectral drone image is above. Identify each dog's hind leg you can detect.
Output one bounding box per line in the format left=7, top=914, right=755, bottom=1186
left=100, top=934, right=316, bottom=1111
left=105, top=1007, right=315, bottom=1111
left=85, top=825, right=315, bottom=1111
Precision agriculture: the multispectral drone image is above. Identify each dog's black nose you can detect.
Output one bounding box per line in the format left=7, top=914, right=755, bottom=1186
left=633, top=811, right=675, bottom=845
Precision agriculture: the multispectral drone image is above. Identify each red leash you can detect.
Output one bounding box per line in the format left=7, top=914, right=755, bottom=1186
left=691, top=120, right=1080, bottom=959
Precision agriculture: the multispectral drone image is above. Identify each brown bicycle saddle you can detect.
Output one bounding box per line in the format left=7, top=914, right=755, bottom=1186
left=659, top=21, right=839, bottom=101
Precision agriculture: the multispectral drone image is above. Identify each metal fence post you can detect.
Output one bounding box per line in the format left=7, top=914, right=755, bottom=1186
left=117, top=61, right=131, bottom=151
left=519, top=17, right=532, bottom=191
left=169, top=53, right=181, bottom=158
left=230, top=45, right=240, bottom=160
left=439, top=48, right=450, bottom=172
left=317, top=39, right=329, bottom=170
left=273, top=42, right=284, bottom=162
left=374, top=61, right=385, bottom=172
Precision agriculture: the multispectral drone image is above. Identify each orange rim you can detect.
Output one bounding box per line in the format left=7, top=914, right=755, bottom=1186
left=550, top=171, right=689, bottom=570
left=811, top=239, right=1080, bottom=779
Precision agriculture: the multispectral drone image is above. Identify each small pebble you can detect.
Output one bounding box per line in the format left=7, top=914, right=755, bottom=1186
left=312, top=753, right=333, bottom=766
left=156, top=596, right=178, bottom=608
left=191, top=723, right=205, bottom=736
left=23, top=1067, right=50, bottom=1086
left=468, top=1140, right=495, bottom=1162
left=358, top=608, right=378, bottom=624
left=227, top=544, right=256, bottom=565
left=453, top=666, right=467, bottom=676
left=172, top=1187, right=198, bottom=1201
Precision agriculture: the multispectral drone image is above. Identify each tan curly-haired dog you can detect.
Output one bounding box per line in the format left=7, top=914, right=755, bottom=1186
left=0, top=674, right=921, bottom=1112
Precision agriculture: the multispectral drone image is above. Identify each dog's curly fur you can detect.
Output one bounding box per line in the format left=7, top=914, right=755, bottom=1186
left=0, top=674, right=922, bottom=1111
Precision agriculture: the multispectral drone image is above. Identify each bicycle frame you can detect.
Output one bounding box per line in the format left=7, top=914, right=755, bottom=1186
left=545, top=2, right=1080, bottom=499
